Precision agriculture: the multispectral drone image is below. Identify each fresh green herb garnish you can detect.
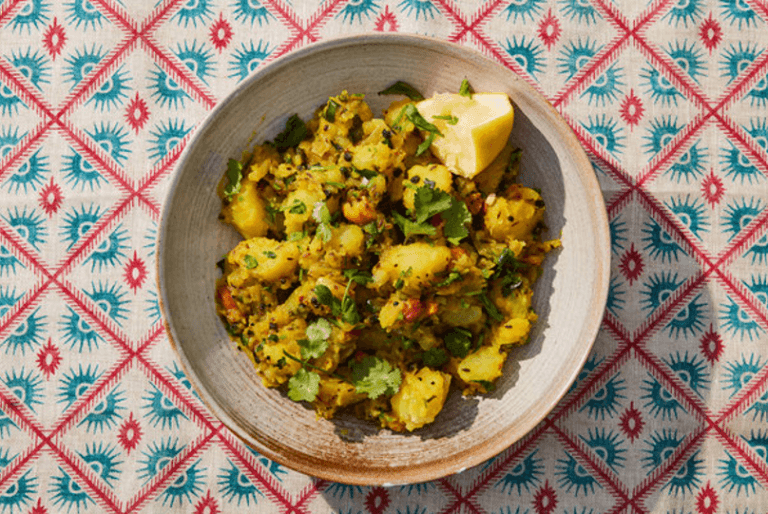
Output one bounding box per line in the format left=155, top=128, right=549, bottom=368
left=299, top=318, right=333, bottom=360
left=442, top=198, right=472, bottom=245
left=459, top=79, right=473, bottom=98
left=412, top=186, right=453, bottom=222
left=339, top=280, right=361, bottom=325
left=281, top=199, right=307, bottom=215
left=243, top=255, right=258, bottom=269
left=509, top=148, right=523, bottom=168
left=492, top=248, right=525, bottom=295
left=325, top=99, right=339, bottom=122
left=356, top=168, right=379, bottom=179
left=433, top=114, right=459, bottom=125
left=422, top=348, right=449, bottom=367
left=392, top=186, right=471, bottom=244
left=474, top=380, right=495, bottom=392
left=314, top=284, right=335, bottom=307
left=479, top=292, right=504, bottom=322
left=274, top=114, right=307, bottom=152
left=393, top=211, right=437, bottom=238
left=445, top=328, right=472, bottom=358
left=287, top=368, right=321, bottom=402
left=416, top=131, right=436, bottom=156
left=349, top=115, right=364, bottom=144
left=223, top=158, right=244, bottom=201
left=287, top=230, right=306, bottom=241
left=363, top=220, right=383, bottom=249
left=265, top=203, right=279, bottom=225
left=312, top=202, right=333, bottom=242
left=263, top=250, right=277, bottom=259
left=378, top=81, right=424, bottom=101
left=436, top=271, right=462, bottom=287
left=351, top=356, right=402, bottom=399
left=343, top=269, right=373, bottom=285
left=395, top=104, right=442, bottom=135
left=314, top=281, right=361, bottom=325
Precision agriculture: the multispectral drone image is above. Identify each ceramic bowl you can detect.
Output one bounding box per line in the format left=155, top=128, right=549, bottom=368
left=158, top=33, right=610, bottom=485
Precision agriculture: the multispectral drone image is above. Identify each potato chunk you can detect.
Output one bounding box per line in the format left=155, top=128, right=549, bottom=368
left=227, top=238, right=299, bottom=286
left=485, top=185, right=544, bottom=242
left=372, top=242, right=452, bottom=295
left=389, top=368, right=451, bottom=431
left=314, top=377, right=366, bottom=419
left=455, top=345, right=507, bottom=390
left=225, top=179, right=270, bottom=239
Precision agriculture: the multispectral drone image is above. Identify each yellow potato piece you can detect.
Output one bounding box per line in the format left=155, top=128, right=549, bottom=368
left=226, top=180, right=269, bottom=239
left=415, top=93, right=514, bottom=178
left=390, top=368, right=451, bottom=431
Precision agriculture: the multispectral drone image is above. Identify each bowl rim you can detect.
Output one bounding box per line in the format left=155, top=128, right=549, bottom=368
left=157, top=32, right=611, bottom=485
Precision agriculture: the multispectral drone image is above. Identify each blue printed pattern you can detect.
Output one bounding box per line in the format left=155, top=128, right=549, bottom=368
left=0, top=1, right=767, bottom=513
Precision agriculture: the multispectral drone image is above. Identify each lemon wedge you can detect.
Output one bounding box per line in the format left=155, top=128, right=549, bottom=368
left=415, top=92, right=514, bottom=178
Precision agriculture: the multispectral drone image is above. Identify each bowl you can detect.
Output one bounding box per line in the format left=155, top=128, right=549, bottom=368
left=158, top=33, right=610, bottom=485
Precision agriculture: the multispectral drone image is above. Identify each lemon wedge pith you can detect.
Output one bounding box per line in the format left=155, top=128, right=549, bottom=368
left=416, top=93, right=515, bottom=179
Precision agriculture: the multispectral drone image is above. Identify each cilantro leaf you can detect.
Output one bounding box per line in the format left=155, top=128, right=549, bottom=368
left=313, top=282, right=360, bottom=325
left=223, top=159, right=243, bottom=201
left=243, top=255, right=258, bottom=269
left=306, top=317, right=333, bottom=343
left=393, top=186, right=472, bottom=242
left=351, top=356, right=402, bottom=399
left=492, top=248, right=525, bottom=295
left=436, top=271, right=462, bottom=287
left=281, top=199, right=307, bottom=215
left=298, top=338, right=328, bottom=360
left=473, top=380, right=495, bottom=392
left=392, top=211, right=437, bottom=239
left=422, top=348, right=448, bottom=367
left=300, top=318, right=332, bottom=360
left=343, top=269, right=373, bottom=285
left=341, top=295, right=360, bottom=325
left=274, top=114, right=307, bottom=152
left=287, top=368, right=321, bottom=402
left=459, top=79, right=473, bottom=98
left=413, top=187, right=453, bottom=223
left=356, top=167, right=379, bottom=179
left=442, top=199, right=472, bottom=245
left=312, top=202, right=333, bottom=242
left=339, top=280, right=361, bottom=325
left=378, top=81, right=424, bottom=101
left=445, top=329, right=472, bottom=358
left=314, top=285, right=336, bottom=309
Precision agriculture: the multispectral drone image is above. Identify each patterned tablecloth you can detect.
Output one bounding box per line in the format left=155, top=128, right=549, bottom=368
left=1, top=0, right=768, bottom=512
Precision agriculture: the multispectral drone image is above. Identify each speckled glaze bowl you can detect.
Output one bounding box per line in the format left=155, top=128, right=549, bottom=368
left=158, top=33, right=610, bottom=485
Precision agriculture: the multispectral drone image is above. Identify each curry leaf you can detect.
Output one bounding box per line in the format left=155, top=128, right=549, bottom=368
left=378, top=81, right=424, bottom=101
left=274, top=114, right=307, bottom=152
